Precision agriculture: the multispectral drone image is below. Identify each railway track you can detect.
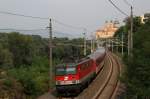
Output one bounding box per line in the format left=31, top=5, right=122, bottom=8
left=110, top=54, right=122, bottom=99
left=92, top=52, right=121, bottom=99
left=92, top=52, right=114, bottom=99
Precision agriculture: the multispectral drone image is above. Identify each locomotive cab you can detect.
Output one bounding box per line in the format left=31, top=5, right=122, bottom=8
left=55, top=63, right=80, bottom=93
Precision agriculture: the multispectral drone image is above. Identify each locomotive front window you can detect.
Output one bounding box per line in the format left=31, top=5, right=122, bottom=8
left=56, top=68, right=66, bottom=75
left=66, top=67, right=76, bottom=75
left=56, top=67, right=76, bottom=75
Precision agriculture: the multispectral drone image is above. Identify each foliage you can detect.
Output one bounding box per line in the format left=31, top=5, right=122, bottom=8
left=0, top=32, right=87, bottom=98
left=115, top=14, right=150, bottom=98
left=0, top=73, right=25, bottom=99
left=0, top=44, right=13, bottom=68
left=7, top=32, right=35, bottom=66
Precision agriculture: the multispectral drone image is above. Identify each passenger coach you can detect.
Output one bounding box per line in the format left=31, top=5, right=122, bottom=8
left=55, top=47, right=106, bottom=94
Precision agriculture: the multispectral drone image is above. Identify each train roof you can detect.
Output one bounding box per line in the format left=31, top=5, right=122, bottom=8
left=56, top=57, right=91, bottom=68
left=77, top=57, right=90, bottom=63
left=88, top=47, right=106, bottom=60
left=56, top=63, right=77, bottom=68
left=56, top=47, right=106, bottom=68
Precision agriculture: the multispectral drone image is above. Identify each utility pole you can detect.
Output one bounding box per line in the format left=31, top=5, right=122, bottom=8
left=117, top=43, right=119, bottom=53
left=106, top=38, right=108, bottom=49
left=91, top=34, right=94, bottom=53
left=49, top=18, right=53, bottom=91
left=111, top=39, right=114, bottom=52
left=122, top=32, right=124, bottom=55
left=128, top=6, right=133, bottom=57
left=97, top=39, right=100, bottom=48
left=130, top=6, right=133, bottom=56
left=116, top=38, right=119, bottom=53
left=83, top=30, right=86, bottom=56
left=93, top=37, right=95, bottom=51
left=91, top=38, right=93, bottom=53
left=108, top=38, right=111, bottom=50
left=128, top=30, right=130, bottom=56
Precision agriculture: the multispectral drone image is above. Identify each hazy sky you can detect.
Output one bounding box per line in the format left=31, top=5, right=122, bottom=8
left=0, top=0, right=149, bottom=38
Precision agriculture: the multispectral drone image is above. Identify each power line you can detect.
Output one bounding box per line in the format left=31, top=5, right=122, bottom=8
left=53, top=31, right=74, bottom=36
left=0, top=11, right=49, bottom=20
left=0, top=28, right=48, bottom=31
left=0, top=28, right=81, bottom=37
left=108, top=0, right=129, bottom=17
left=123, top=0, right=132, bottom=7
left=52, top=19, right=85, bottom=30
left=0, top=10, right=85, bottom=31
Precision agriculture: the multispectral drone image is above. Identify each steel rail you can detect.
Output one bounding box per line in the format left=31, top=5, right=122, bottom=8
left=92, top=52, right=114, bottom=99
left=109, top=54, right=121, bottom=99
left=93, top=52, right=121, bottom=99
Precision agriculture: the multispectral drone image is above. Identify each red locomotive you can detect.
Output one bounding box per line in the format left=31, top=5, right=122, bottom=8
left=55, top=47, right=106, bottom=94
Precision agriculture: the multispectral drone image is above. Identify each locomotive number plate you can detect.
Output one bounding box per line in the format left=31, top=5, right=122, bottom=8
left=60, top=81, right=73, bottom=85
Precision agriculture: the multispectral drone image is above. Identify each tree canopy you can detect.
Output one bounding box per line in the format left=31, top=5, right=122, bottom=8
left=0, top=32, right=89, bottom=98
left=115, top=13, right=150, bottom=98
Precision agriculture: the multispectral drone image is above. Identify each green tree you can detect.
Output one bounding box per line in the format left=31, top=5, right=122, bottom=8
left=122, top=16, right=150, bottom=98
left=0, top=44, right=13, bottom=68
left=8, top=32, right=34, bottom=67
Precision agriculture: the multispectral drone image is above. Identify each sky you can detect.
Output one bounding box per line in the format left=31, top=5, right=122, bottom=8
left=0, top=0, right=149, bottom=38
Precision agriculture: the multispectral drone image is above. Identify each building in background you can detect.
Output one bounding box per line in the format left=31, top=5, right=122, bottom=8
left=140, top=13, right=150, bottom=24
left=141, top=15, right=145, bottom=24
left=96, top=21, right=119, bottom=39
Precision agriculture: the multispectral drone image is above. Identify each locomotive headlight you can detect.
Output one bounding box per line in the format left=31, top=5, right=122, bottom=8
left=64, top=76, right=68, bottom=81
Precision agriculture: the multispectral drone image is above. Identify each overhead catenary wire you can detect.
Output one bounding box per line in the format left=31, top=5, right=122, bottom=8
left=123, top=0, right=132, bottom=7
left=52, top=19, right=85, bottom=30
left=53, top=30, right=79, bottom=37
left=0, top=10, right=86, bottom=31
left=0, top=28, right=48, bottom=31
left=108, top=0, right=129, bottom=17
left=0, top=10, right=89, bottom=41
left=0, top=10, right=49, bottom=20
left=0, top=28, right=82, bottom=37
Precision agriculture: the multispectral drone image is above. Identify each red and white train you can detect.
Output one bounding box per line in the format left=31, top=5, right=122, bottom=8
left=55, top=47, right=106, bottom=94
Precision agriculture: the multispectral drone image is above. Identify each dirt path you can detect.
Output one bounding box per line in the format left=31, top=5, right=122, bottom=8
left=37, top=92, right=56, bottom=99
